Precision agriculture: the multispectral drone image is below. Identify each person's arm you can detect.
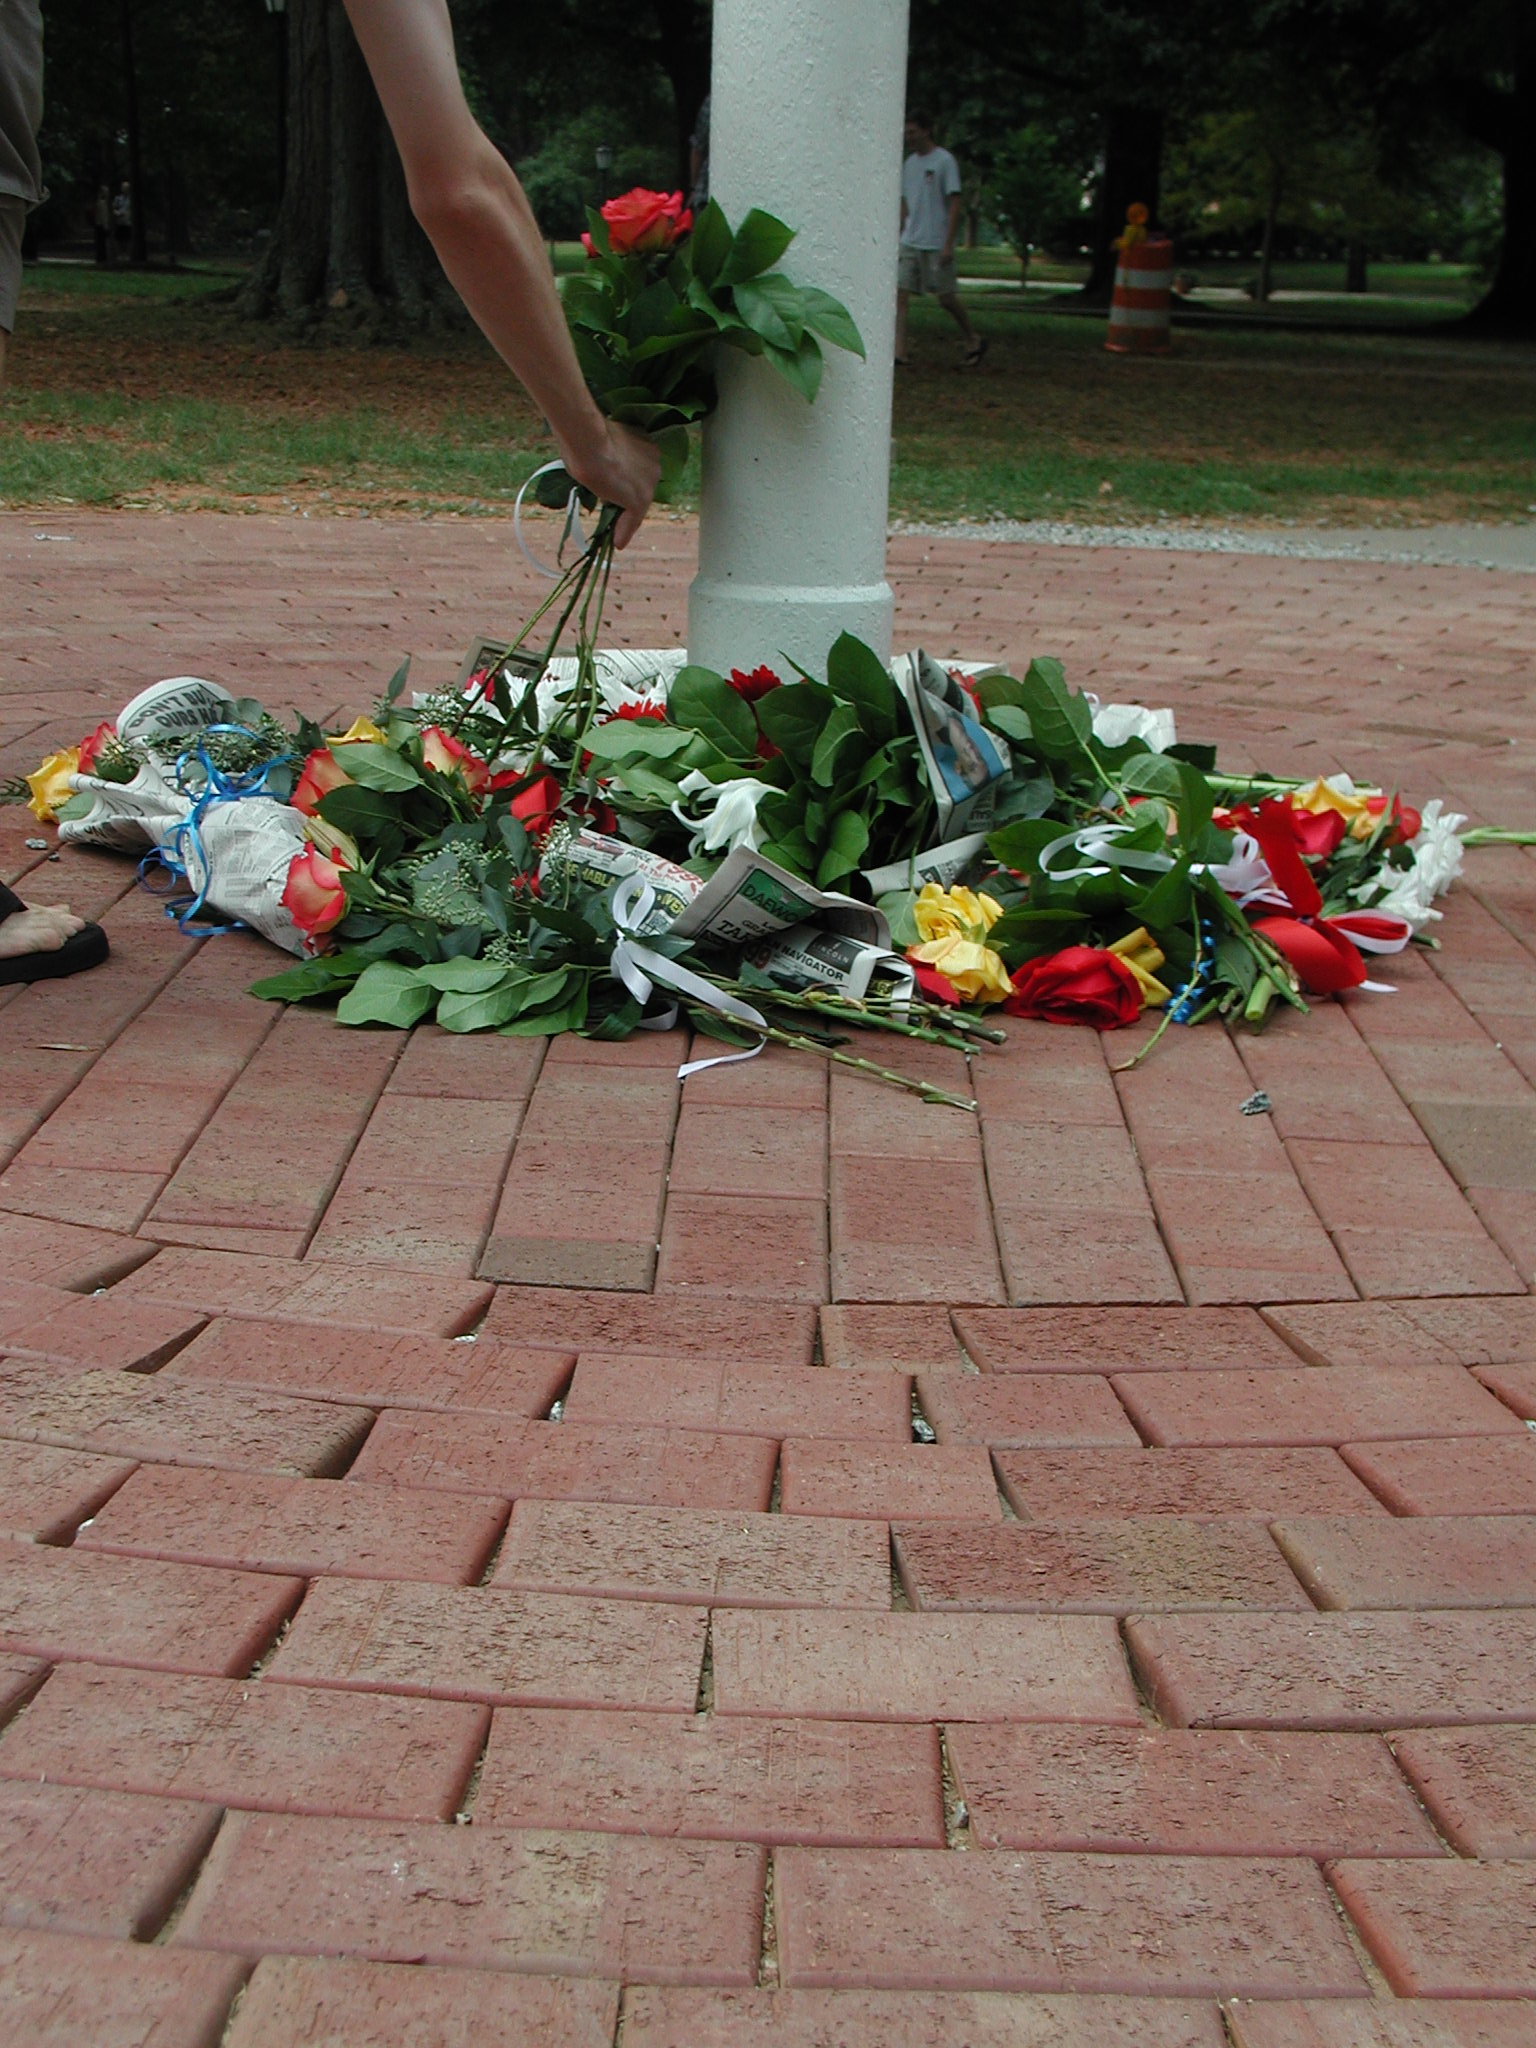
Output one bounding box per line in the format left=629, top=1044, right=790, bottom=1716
left=942, top=189, right=964, bottom=261
left=342, top=0, right=658, bottom=545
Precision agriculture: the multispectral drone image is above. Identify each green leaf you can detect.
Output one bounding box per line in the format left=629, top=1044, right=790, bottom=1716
left=756, top=682, right=833, bottom=766
left=500, top=979, right=591, bottom=1036
left=1131, top=856, right=1194, bottom=933
left=989, top=906, right=1091, bottom=965
left=415, top=958, right=506, bottom=994
left=689, top=198, right=733, bottom=284
left=732, top=275, right=803, bottom=351
left=1175, top=761, right=1215, bottom=848
left=335, top=961, right=435, bottom=1029
left=1120, top=753, right=1186, bottom=801
left=435, top=976, right=536, bottom=1032
left=721, top=208, right=795, bottom=283
left=317, top=783, right=406, bottom=841
left=811, top=702, right=863, bottom=788
left=760, top=831, right=816, bottom=876
left=582, top=207, right=611, bottom=256
left=797, top=284, right=865, bottom=358
left=668, top=665, right=759, bottom=760
left=825, top=632, right=900, bottom=743
left=248, top=955, right=362, bottom=1003
left=608, top=761, right=690, bottom=803
left=331, top=743, right=422, bottom=792
left=1015, top=659, right=1092, bottom=763
left=582, top=719, right=693, bottom=763
left=977, top=672, right=1026, bottom=712
left=383, top=657, right=412, bottom=706
left=877, top=890, right=921, bottom=949
left=985, top=704, right=1034, bottom=744
left=654, top=424, right=691, bottom=502
left=987, top=818, right=1066, bottom=874
left=1167, top=741, right=1218, bottom=772
left=815, top=809, right=870, bottom=888
left=761, top=330, right=824, bottom=403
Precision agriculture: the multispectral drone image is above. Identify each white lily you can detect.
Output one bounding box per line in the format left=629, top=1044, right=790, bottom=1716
left=672, top=771, right=775, bottom=857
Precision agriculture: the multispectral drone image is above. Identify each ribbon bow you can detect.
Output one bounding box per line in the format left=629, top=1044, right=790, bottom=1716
left=609, top=871, right=768, bottom=1078
left=140, top=724, right=296, bottom=936
left=1234, top=799, right=1412, bottom=994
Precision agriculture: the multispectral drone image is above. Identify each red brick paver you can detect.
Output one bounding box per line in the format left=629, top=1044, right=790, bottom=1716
left=474, top=1708, right=946, bottom=1846
left=0, top=1778, right=220, bottom=1939
left=0, top=1662, right=485, bottom=1820
left=350, top=1408, right=777, bottom=1511
left=492, top=1498, right=890, bottom=1607
left=1329, top=1858, right=1536, bottom=1996
left=948, top=1724, right=1441, bottom=1858
left=1390, top=1725, right=1536, bottom=1857
left=8, top=515, right=1536, bottom=2023
left=0, top=1927, right=245, bottom=2048
left=895, top=1517, right=1310, bottom=1613
left=226, top=1955, right=618, bottom=2048
left=774, top=1847, right=1367, bottom=1994
left=622, top=1988, right=1229, bottom=2047
left=74, top=1463, right=505, bottom=1583
left=269, top=1577, right=707, bottom=1710
left=1130, top=1610, right=1536, bottom=1728
left=172, top=1812, right=766, bottom=1981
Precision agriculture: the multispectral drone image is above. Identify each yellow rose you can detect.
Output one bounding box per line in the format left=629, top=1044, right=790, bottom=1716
left=327, top=715, right=389, bottom=747
left=1108, top=925, right=1171, bottom=1008
left=24, top=746, right=82, bottom=822
left=911, top=933, right=1015, bottom=1004
left=1293, top=777, right=1372, bottom=831
left=912, top=882, right=1003, bottom=946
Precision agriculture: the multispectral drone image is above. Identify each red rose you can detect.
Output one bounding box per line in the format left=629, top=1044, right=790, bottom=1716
left=1366, top=793, right=1421, bottom=844
left=281, top=844, right=349, bottom=940
left=489, top=769, right=564, bottom=835
left=593, top=188, right=693, bottom=256
left=728, top=665, right=784, bottom=704
left=76, top=721, right=116, bottom=776
left=420, top=726, right=492, bottom=796
left=1003, top=946, right=1144, bottom=1028
left=291, top=746, right=352, bottom=817
left=911, top=958, right=963, bottom=1006
left=1287, top=805, right=1347, bottom=860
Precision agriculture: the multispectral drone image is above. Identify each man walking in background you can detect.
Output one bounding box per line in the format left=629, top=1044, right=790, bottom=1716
left=896, top=110, right=984, bottom=369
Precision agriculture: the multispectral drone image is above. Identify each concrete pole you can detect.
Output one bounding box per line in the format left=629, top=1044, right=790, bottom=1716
left=687, top=0, right=909, bottom=676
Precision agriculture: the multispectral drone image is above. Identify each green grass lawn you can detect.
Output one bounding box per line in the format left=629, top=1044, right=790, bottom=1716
left=2, top=256, right=1531, bottom=528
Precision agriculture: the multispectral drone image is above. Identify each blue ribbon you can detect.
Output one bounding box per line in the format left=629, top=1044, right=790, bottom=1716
left=138, top=724, right=296, bottom=936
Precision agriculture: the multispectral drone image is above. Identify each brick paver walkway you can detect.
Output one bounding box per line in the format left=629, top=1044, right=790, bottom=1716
left=2, top=510, right=1535, bottom=2043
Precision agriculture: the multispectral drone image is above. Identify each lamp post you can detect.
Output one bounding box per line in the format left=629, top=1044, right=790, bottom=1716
left=263, top=0, right=288, bottom=205
left=688, top=0, right=909, bottom=675
left=594, top=142, right=613, bottom=207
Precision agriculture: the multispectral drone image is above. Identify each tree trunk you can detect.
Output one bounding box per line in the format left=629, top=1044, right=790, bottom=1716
left=238, top=0, right=460, bottom=333
left=1344, top=239, right=1368, bottom=292
left=1461, top=45, right=1536, bottom=338
left=1256, top=158, right=1283, bottom=303
left=1081, top=102, right=1163, bottom=303
left=119, top=0, right=149, bottom=265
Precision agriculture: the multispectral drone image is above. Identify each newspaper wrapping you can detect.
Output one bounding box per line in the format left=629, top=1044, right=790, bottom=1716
left=745, top=922, right=916, bottom=1005
left=892, top=650, right=1012, bottom=841
left=542, top=828, right=705, bottom=934
left=669, top=844, right=890, bottom=950
left=163, top=795, right=311, bottom=954
left=57, top=675, right=242, bottom=852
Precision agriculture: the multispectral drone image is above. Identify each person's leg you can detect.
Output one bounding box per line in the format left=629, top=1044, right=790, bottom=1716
left=0, top=194, right=24, bottom=390
left=0, top=880, right=109, bottom=980
left=895, top=287, right=911, bottom=362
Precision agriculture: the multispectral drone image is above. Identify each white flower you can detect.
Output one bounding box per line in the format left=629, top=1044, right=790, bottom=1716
left=672, top=771, right=774, bottom=857
left=1087, top=697, right=1178, bottom=753
left=1350, top=800, right=1467, bottom=932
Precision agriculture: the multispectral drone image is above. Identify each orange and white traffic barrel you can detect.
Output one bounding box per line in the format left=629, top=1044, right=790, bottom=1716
left=1106, top=234, right=1174, bottom=356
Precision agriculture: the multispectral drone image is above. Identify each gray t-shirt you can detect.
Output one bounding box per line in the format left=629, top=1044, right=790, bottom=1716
left=0, top=0, right=44, bottom=207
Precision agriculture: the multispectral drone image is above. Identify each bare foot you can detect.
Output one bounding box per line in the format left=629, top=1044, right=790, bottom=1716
left=0, top=903, right=88, bottom=959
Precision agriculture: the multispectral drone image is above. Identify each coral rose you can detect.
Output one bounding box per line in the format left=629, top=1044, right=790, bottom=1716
left=76, top=722, right=116, bottom=776
left=291, top=746, right=352, bottom=817
left=590, top=187, right=693, bottom=256
left=281, top=844, right=350, bottom=940
left=420, top=726, right=492, bottom=796
left=1004, top=946, right=1144, bottom=1027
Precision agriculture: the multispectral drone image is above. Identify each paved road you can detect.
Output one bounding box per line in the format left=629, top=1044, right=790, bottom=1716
left=2, top=512, right=1535, bottom=2042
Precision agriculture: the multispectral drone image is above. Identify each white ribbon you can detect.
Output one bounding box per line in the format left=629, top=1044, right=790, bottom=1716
left=1036, top=819, right=1185, bottom=881
left=609, top=872, right=768, bottom=1078
left=513, top=459, right=590, bottom=581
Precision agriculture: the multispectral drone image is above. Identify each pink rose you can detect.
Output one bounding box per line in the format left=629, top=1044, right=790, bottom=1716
left=281, top=844, right=349, bottom=939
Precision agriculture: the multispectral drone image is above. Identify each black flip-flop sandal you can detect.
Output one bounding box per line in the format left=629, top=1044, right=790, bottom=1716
left=963, top=337, right=989, bottom=367
left=0, top=886, right=111, bottom=986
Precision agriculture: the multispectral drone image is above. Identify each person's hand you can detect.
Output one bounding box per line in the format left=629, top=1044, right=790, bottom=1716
left=558, top=418, right=661, bottom=550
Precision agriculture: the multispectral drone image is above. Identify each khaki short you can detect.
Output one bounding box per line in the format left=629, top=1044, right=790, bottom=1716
left=0, top=196, right=24, bottom=332
left=898, top=245, right=957, bottom=297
